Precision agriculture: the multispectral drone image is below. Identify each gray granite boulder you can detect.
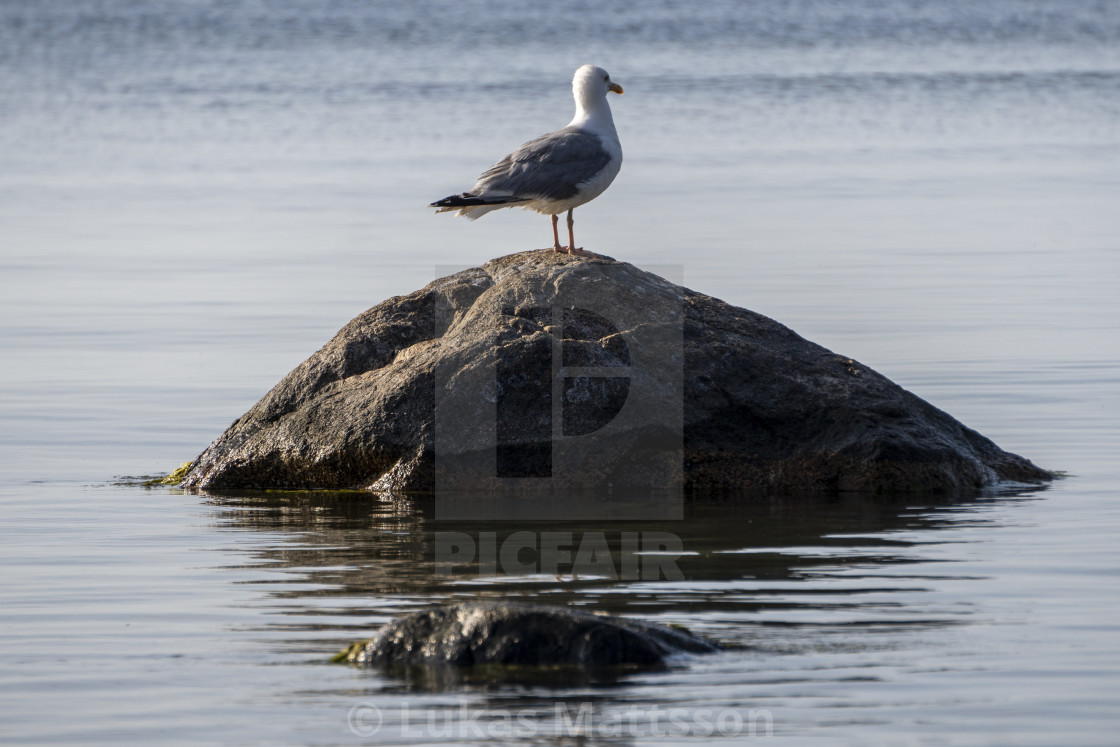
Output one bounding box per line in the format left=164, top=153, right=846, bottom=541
left=334, top=602, right=718, bottom=669
left=180, top=249, right=1051, bottom=496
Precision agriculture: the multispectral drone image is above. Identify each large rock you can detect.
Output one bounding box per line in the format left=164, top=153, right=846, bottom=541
left=181, top=249, right=1051, bottom=496
left=335, top=602, right=718, bottom=669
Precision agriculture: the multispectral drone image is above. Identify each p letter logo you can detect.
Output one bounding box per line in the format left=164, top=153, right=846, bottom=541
left=433, top=263, right=684, bottom=521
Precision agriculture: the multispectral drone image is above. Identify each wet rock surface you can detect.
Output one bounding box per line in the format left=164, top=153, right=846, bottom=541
left=336, top=602, right=719, bottom=669
left=181, top=249, right=1051, bottom=496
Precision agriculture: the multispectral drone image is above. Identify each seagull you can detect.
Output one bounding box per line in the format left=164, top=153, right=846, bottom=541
left=430, top=65, right=623, bottom=256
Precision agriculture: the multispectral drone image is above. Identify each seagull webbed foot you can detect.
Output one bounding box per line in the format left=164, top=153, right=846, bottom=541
left=565, top=246, right=599, bottom=257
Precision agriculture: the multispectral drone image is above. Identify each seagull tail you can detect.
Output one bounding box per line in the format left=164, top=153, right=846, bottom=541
left=430, top=193, right=528, bottom=220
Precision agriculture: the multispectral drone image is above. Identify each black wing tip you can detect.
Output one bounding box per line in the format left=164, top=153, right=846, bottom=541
left=430, top=193, right=477, bottom=208
left=430, top=193, right=525, bottom=208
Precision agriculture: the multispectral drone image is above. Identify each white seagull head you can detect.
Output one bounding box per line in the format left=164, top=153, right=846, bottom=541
left=572, top=64, right=624, bottom=109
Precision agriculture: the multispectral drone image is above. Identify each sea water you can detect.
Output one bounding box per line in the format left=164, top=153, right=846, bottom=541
left=1, top=1, right=1118, bottom=744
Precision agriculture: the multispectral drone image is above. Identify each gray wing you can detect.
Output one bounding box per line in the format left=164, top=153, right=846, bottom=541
left=472, top=127, right=611, bottom=201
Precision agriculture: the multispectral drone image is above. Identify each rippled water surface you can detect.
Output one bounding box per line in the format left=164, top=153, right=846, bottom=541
left=2, top=1, right=1119, bottom=744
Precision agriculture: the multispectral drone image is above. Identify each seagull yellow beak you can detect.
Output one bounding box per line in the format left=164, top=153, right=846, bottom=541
left=608, top=81, right=623, bottom=95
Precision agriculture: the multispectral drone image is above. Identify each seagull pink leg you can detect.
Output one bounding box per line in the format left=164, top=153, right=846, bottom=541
left=565, top=209, right=596, bottom=257
left=551, top=214, right=563, bottom=252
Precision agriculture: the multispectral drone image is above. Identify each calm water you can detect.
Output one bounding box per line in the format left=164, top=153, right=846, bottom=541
left=2, top=1, right=1119, bottom=744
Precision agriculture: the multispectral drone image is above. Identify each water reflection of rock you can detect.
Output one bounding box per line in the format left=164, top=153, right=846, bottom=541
left=199, top=487, right=1046, bottom=691
left=202, top=488, right=1042, bottom=618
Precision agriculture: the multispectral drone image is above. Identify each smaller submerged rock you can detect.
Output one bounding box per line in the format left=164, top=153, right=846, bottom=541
left=335, top=602, right=718, bottom=669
